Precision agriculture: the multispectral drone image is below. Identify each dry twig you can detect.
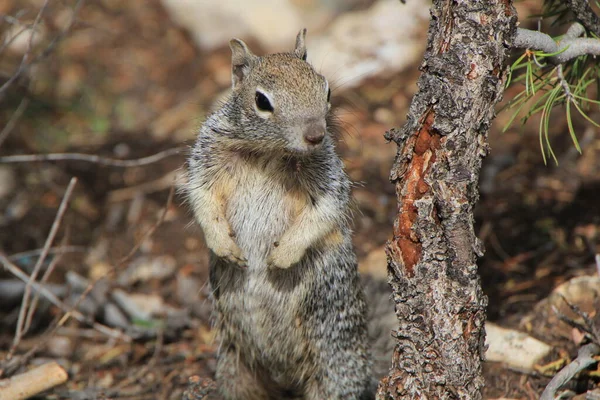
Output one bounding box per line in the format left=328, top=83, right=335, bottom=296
left=11, top=177, right=77, bottom=357
left=0, top=97, right=29, bottom=148
left=116, top=329, right=164, bottom=389
left=0, top=253, right=131, bottom=343
left=540, top=343, right=600, bottom=400
left=108, top=170, right=181, bottom=202
left=0, top=0, right=85, bottom=99
left=118, top=183, right=175, bottom=266
left=24, top=230, right=71, bottom=335
left=0, top=361, right=68, bottom=400
left=8, top=245, right=88, bottom=263
left=0, top=0, right=49, bottom=97
left=554, top=294, right=600, bottom=345
left=0, top=147, right=184, bottom=167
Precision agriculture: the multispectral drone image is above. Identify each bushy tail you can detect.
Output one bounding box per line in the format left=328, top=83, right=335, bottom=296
left=362, top=275, right=396, bottom=383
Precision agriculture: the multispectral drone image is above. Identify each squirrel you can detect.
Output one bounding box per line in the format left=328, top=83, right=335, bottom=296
left=185, top=29, right=393, bottom=400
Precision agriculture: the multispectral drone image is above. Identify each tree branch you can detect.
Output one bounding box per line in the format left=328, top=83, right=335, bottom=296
left=11, top=177, right=77, bottom=356
left=565, top=0, right=600, bottom=37
left=540, top=343, right=600, bottom=400
left=515, top=23, right=600, bottom=63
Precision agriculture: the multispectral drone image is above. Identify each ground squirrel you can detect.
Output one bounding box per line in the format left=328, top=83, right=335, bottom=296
left=185, top=30, right=380, bottom=399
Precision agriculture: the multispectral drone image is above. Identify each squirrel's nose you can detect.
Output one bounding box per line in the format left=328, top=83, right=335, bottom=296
left=304, top=126, right=325, bottom=145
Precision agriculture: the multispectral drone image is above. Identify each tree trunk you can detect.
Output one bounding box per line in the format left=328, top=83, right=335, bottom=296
left=377, top=1, right=517, bottom=399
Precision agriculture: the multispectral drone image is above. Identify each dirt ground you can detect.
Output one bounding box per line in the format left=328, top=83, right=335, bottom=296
left=1, top=1, right=599, bottom=399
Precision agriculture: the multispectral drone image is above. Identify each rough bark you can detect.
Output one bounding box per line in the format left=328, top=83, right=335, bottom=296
left=377, top=1, right=517, bottom=399
left=565, top=0, right=600, bottom=37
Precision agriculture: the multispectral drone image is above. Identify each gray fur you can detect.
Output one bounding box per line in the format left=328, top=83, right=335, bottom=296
left=185, top=30, right=376, bottom=399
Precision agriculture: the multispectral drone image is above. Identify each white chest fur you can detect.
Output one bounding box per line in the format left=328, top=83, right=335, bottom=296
left=224, top=155, right=306, bottom=271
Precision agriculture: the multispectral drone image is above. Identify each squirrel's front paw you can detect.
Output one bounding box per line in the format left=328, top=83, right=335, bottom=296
left=267, top=241, right=306, bottom=269
left=208, top=234, right=247, bottom=266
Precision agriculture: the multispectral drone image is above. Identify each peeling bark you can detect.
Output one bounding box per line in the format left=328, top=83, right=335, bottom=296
left=377, top=1, right=517, bottom=399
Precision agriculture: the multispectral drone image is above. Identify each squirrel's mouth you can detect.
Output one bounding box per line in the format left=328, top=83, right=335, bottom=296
left=284, top=129, right=327, bottom=156
left=284, top=141, right=325, bottom=157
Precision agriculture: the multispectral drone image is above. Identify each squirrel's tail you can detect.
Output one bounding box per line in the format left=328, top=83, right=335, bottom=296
left=362, top=275, right=396, bottom=383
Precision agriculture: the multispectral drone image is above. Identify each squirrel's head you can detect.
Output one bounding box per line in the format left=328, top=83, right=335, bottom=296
left=228, top=29, right=331, bottom=155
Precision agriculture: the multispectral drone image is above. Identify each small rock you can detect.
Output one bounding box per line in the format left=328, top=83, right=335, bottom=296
left=46, top=336, right=74, bottom=358
left=485, top=322, right=553, bottom=371
left=182, top=375, right=217, bottom=400
left=586, top=389, right=600, bottom=400
left=176, top=267, right=201, bottom=306
left=3, top=23, right=46, bottom=55
left=118, top=255, right=177, bottom=285
left=103, top=302, right=131, bottom=329
left=373, top=108, right=395, bottom=125
left=521, top=275, right=600, bottom=341
left=112, top=289, right=165, bottom=321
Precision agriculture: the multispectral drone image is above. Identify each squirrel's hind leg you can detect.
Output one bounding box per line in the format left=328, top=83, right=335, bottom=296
left=215, top=348, right=271, bottom=400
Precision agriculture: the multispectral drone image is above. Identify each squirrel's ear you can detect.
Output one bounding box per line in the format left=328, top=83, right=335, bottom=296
left=229, top=39, right=257, bottom=89
left=294, top=28, right=307, bottom=61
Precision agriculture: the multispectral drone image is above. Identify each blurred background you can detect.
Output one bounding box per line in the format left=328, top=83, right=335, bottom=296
left=1, top=0, right=599, bottom=398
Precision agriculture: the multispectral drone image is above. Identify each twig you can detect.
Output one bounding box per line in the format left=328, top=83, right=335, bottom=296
left=27, top=0, right=84, bottom=63
left=117, top=183, right=175, bottom=266
left=0, top=0, right=49, bottom=97
left=2, top=268, right=116, bottom=378
left=555, top=295, right=600, bottom=345
left=0, top=25, right=28, bottom=55
left=540, top=343, right=600, bottom=400
left=8, top=245, right=88, bottom=263
left=514, top=23, right=600, bottom=63
left=1, top=183, right=175, bottom=376
left=0, top=0, right=85, bottom=98
left=556, top=64, right=573, bottom=102
left=116, top=329, right=164, bottom=389
left=5, top=182, right=174, bottom=369
left=0, top=97, right=29, bottom=148
left=56, top=275, right=100, bottom=328
left=108, top=170, right=181, bottom=202
left=0, top=147, right=184, bottom=167
left=23, top=230, right=70, bottom=334
left=11, top=178, right=77, bottom=357
left=0, top=361, right=68, bottom=400
left=0, top=253, right=131, bottom=343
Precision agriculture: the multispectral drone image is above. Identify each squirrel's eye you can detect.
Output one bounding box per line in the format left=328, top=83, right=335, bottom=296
left=327, top=88, right=331, bottom=102
left=255, top=91, right=274, bottom=112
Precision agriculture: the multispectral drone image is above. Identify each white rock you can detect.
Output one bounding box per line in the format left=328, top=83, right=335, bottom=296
left=308, top=0, right=430, bottom=89
left=112, top=289, right=165, bottom=321
left=522, top=275, right=600, bottom=341
left=485, top=322, right=552, bottom=371
left=117, top=255, right=177, bottom=285
left=160, top=0, right=302, bottom=52
left=2, top=24, right=46, bottom=55
left=160, top=0, right=429, bottom=88
left=550, top=275, right=600, bottom=306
